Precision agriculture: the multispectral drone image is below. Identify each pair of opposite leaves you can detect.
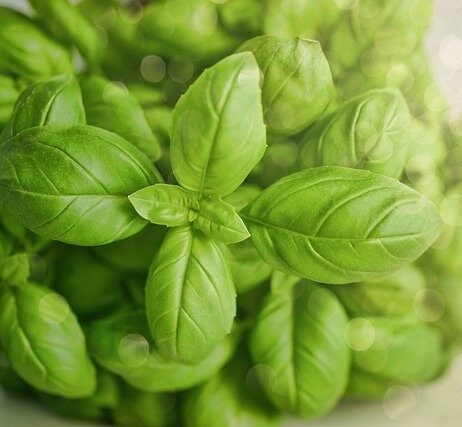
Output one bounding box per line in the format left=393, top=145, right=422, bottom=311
left=0, top=37, right=442, bottom=364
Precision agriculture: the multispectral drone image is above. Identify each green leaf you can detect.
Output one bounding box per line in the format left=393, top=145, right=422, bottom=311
left=38, top=370, right=119, bottom=423
left=0, top=282, right=96, bottom=397
left=81, top=75, right=162, bottom=162
left=237, top=36, right=333, bottom=135
left=181, top=350, right=280, bottom=427
left=249, top=281, right=350, bottom=418
left=223, top=239, right=272, bottom=294
left=91, top=225, right=166, bottom=273
left=242, top=167, right=442, bottom=284
left=88, top=311, right=238, bottom=392
left=146, top=226, right=236, bottom=364
left=195, top=197, right=250, bottom=244
left=328, top=0, right=433, bottom=76
left=331, top=265, right=426, bottom=317
left=0, top=125, right=161, bottom=246
left=0, top=253, right=30, bottom=286
left=27, top=0, right=103, bottom=66
left=129, top=184, right=198, bottom=227
left=113, top=383, right=177, bottom=427
left=0, top=75, right=19, bottom=129
left=9, top=75, right=85, bottom=138
left=299, top=88, right=411, bottom=178
left=54, top=247, right=125, bottom=318
left=347, top=317, right=444, bottom=398
left=223, top=184, right=261, bottom=213
left=171, top=52, right=266, bottom=197
left=137, top=0, right=239, bottom=62
left=0, top=7, right=74, bottom=81
left=262, top=0, right=348, bottom=40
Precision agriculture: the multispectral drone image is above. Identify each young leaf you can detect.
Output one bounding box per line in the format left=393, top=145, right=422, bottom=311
left=80, top=76, right=162, bottom=162
left=242, top=167, right=443, bottom=284
left=237, top=36, right=333, bottom=135
left=299, top=88, right=411, bottom=179
left=88, top=311, right=238, bottom=392
left=0, top=7, right=74, bottom=81
left=146, top=225, right=236, bottom=364
left=129, top=184, right=198, bottom=227
left=171, top=52, right=266, bottom=197
left=9, top=75, right=85, bottom=138
left=0, top=283, right=96, bottom=397
left=0, top=125, right=161, bottom=246
left=249, top=281, right=350, bottom=418
left=195, top=197, right=250, bottom=244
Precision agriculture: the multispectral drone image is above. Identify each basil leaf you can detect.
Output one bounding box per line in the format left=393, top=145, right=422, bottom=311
left=138, top=0, right=239, bottom=62
left=242, top=167, right=442, bottom=284
left=81, top=76, right=162, bottom=162
left=331, top=265, right=426, bottom=317
left=0, top=75, right=19, bottom=129
left=91, top=225, right=166, bottom=273
left=0, top=253, right=30, bottom=286
left=195, top=197, right=250, bottom=244
left=38, top=370, right=119, bottom=423
left=0, top=283, right=96, bottom=397
left=146, top=226, right=236, bottom=364
left=237, top=36, right=333, bottom=135
left=299, top=88, right=411, bottom=178
left=0, top=7, right=74, bottom=81
left=129, top=184, right=198, bottom=227
left=223, top=184, right=261, bottom=213
left=249, top=281, right=350, bottom=418
left=182, top=351, right=280, bottom=427
left=346, top=317, right=444, bottom=398
left=262, top=0, right=346, bottom=40
left=0, top=125, right=161, bottom=246
left=9, top=75, right=85, bottom=138
left=223, top=240, right=272, bottom=294
left=54, top=247, right=125, bottom=318
left=27, top=0, right=103, bottom=66
left=88, top=311, right=238, bottom=392
left=114, top=384, right=177, bottom=427
left=171, top=52, right=266, bottom=197
left=329, top=0, right=433, bottom=76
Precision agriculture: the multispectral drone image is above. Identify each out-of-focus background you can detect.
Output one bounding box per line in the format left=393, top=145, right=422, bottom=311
left=1, top=0, right=462, bottom=426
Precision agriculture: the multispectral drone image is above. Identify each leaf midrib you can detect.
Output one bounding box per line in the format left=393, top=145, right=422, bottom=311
left=241, top=214, right=428, bottom=242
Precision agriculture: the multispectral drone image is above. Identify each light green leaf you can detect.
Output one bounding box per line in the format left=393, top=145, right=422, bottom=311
left=0, top=7, right=74, bottom=81
left=81, top=75, right=162, bottom=162
left=242, top=167, right=442, bottom=284
left=249, top=281, right=350, bottom=418
left=182, top=350, right=280, bottom=427
left=0, top=282, right=96, bottom=397
left=347, top=316, right=444, bottom=399
left=88, top=311, right=238, bottom=392
left=195, top=197, right=250, bottom=244
left=146, top=225, right=236, bottom=364
left=0, top=75, right=19, bottom=129
left=28, top=0, right=103, bottom=66
left=129, top=184, right=198, bottom=227
left=9, top=75, right=85, bottom=138
left=299, top=88, right=411, bottom=178
left=0, top=125, right=161, bottom=246
left=171, top=52, right=266, bottom=197
left=237, top=36, right=333, bottom=135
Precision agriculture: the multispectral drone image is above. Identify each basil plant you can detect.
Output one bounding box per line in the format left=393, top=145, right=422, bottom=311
left=0, top=1, right=457, bottom=426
